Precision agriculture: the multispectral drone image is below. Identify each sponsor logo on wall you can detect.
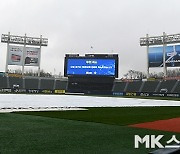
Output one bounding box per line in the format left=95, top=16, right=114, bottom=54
left=126, top=92, right=137, bottom=96
left=54, top=90, right=66, bottom=94
left=42, top=90, right=53, bottom=94
left=113, top=92, right=124, bottom=96
left=140, top=93, right=150, bottom=97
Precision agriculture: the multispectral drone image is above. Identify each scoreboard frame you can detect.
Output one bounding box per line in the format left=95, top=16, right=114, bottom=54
left=64, top=54, right=119, bottom=78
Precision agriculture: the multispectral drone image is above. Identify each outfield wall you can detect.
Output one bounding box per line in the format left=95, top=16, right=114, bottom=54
left=0, top=87, right=180, bottom=99
left=112, top=92, right=180, bottom=98
left=0, top=76, right=68, bottom=90
left=113, top=80, right=180, bottom=93
left=0, top=76, right=180, bottom=97
left=0, top=88, right=65, bottom=94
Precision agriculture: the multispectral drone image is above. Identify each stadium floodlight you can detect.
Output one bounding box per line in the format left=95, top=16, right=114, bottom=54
left=1, top=34, right=48, bottom=46
left=140, top=32, right=180, bottom=78
left=1, top=32, right=48, bottom=76
left=140, top=33, right=180, bottom=46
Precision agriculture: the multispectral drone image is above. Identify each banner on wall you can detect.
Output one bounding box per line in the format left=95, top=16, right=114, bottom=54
left=24, top=47, right=40, bottom=66
left=149, top=45, right=180, bottom=67
left=166, top=45, right=180, bottom=67
left=8, top=45, right=23, bottom=65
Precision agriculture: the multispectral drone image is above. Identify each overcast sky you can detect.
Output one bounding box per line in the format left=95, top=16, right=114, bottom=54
left=0, top=0, right=180, bottom=77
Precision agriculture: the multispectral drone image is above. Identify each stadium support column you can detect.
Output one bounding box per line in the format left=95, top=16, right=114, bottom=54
left=5, top=32, right=10, bottom=75
left=163, top=32, right=167, bottom=77
left=38, top=35, right=42, bottom=77
left=22, top=34, right=26, bottom=76
left=146, top=34, right=149, bottom=79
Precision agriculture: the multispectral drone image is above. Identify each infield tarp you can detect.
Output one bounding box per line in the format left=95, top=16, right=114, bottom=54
left=0, top=94, right=180, bottom=109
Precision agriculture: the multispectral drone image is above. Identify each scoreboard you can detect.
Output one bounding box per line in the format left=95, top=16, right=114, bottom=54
left=64, top=54, right=118, bottom=78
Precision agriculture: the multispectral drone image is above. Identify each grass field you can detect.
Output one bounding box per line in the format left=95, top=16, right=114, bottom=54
left=0, top=107, right=180, bottom=154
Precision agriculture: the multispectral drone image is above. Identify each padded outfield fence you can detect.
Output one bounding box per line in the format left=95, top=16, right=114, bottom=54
left=0, top=88, right=180, bottom=99
left=0, top=76, right=67, bottom=90
left=0, top=88, right=65, bottom=94
left=0, top=76, right=180, bottom=98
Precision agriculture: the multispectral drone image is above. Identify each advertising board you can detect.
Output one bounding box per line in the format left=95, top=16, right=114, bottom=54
left=149, top=45, right=180, bottom=67
left=166, top=45, right=180, bottom=67
left=7, top=46, right=40, bottom=66
left=25, top=47, right=40, bottom=66
left=8, top=45, right=23, bottom=65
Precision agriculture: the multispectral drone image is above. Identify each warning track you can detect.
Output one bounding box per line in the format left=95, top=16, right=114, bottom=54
left=129, top=117, right=180, bottom=133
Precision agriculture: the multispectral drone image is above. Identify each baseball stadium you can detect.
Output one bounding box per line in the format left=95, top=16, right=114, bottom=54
left=0, top=32, right=180, bottom=154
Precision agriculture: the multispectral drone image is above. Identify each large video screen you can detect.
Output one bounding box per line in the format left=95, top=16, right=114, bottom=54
left=65, top=58, right=118, bottom=77
left=149, top=45, right=180, bottom=67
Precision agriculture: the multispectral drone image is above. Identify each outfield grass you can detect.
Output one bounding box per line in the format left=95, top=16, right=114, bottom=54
left=0, top=107, right=180, bottom=154
left=18, top=107, right=180, bottom=125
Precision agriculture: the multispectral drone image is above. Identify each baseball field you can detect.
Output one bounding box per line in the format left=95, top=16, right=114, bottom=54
left=1, top=106, right=180, bottom=154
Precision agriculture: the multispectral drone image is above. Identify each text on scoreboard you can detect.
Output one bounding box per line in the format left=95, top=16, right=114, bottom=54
left=66, top=59, right=116, bottom=76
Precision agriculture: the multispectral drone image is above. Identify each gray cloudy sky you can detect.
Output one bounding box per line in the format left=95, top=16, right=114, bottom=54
left=0, top=0, right=180, bottom=77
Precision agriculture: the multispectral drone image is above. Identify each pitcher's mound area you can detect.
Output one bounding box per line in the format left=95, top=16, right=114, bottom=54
left=129, top=117, right=180, bottom=133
